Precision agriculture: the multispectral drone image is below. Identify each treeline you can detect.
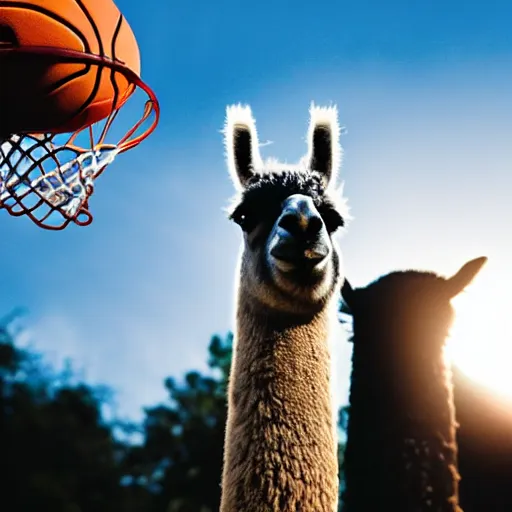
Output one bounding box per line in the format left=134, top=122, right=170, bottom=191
left=3, top=309, right=512, bottom=511
left=0, top=312, right=345, bottom=512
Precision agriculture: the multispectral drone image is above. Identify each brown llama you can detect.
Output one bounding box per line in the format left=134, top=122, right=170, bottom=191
left=220, top=103, right=349, bottom=512
left=340, top=257, right=487, bottom=512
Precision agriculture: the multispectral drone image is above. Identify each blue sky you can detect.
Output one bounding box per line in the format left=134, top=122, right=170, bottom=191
left=2, top=0, right=512, bottom=421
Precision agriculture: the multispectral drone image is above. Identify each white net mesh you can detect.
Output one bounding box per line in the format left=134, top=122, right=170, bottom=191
left=0, top=134, right=119, bottom=229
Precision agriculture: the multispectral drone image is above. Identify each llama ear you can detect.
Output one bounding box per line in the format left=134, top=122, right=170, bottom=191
left=307, top=103, right=342, bottom=189
left=445, top=256, right=488, bottom=298
left=224, top=104, right=262, bottom=191
left=340, top=278, right=355, bottom=315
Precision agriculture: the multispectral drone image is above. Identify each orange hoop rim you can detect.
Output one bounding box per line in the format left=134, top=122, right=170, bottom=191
left=0, top=46, right=160, bottom=230
left=0, top=45, right=160, bottom=152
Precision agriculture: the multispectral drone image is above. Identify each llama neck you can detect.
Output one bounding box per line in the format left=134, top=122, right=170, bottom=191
left=342, top=333, right=462, bottom=512
left=220, top=294, right=339, bottom=512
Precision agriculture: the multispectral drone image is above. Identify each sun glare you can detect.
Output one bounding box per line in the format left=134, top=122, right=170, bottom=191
left=447, top=263, right=512, bottom=399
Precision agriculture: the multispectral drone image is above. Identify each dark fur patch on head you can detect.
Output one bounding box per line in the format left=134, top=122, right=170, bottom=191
left=347, top=271, right=445, bottom=310
left=228, top=170, right=344, bottom=234
left=243, top=170, right=327, bottom=206
left=363, top=271, right=444, bottom=304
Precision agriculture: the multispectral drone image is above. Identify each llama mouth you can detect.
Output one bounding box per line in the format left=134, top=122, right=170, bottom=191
left=270, top=241, right=329, bottom=271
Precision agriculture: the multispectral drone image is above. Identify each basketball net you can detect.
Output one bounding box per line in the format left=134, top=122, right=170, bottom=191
left=0, top=47, right=160, bottom=230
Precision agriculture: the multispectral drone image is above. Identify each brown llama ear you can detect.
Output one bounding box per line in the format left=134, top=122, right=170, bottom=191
left=340, top=278, right=355, bottom=315
left=445, top=256, right=488, bottom=298
left=224, top=104, right=262, bottom=191
left=307, top=103, right=342, bottom=189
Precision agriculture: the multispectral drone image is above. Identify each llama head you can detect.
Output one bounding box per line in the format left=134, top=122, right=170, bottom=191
left=224, top=103, right=348, bottom=313
left=340, top=257, right=487, bottom=352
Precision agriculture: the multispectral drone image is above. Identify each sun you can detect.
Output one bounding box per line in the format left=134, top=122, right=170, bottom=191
left=447, top=263, right=512, bottom=399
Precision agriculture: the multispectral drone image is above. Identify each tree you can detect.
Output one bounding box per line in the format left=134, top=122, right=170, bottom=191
left=0, top=309, right=128, bottom=512
left=122, top=333, right=232, bottom=512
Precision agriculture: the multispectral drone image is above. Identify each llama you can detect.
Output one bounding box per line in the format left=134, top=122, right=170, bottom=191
left=340, top=257, right=487, bottom=512
left=220, top=103, right=349, bottom=512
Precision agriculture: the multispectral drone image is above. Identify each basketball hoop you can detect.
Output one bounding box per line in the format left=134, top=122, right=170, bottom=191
left=0, top=46, right=160, bottom=230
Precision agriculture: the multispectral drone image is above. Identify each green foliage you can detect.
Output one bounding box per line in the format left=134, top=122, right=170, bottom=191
left=0, top=310, right=126, bottom=512
left=122, top=333, right=232, bottom=512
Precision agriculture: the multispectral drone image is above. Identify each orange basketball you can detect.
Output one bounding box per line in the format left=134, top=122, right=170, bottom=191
left=0, top=0, right=141, bottom=135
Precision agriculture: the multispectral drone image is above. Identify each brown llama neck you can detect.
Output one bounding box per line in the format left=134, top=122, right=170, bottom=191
left=220, top=293, right=339, bottom=512
left=342, top=331, right=462, bottom=512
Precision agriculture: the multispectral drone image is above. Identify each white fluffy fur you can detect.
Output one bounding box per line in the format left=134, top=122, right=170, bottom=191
left=224, top=103, right=348, bottom=222
left=223, top=104, right=263, bottom=191
left=304, top=102, right=343, bottom=190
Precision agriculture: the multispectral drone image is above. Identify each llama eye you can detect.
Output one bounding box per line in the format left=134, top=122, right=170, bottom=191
left=231, top=210, right=257, bottom=232
left=321, top=209, right=344, bottom=233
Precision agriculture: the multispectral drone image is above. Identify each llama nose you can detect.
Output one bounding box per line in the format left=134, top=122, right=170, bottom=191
left=277, top=196, right=323, bottom=240
left=278, top=212, right=323, bottom=239
left=270, top=195, right=329, bottom=265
